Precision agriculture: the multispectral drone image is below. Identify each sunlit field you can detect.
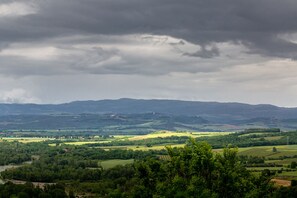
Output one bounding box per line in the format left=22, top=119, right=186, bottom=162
left=0, top=137, right=53, bottom=143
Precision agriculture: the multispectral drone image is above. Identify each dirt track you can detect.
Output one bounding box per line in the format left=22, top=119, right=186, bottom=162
left=271, top=179, right=291, bottom=187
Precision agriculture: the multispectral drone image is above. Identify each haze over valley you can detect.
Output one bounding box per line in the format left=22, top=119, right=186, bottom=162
left=1, top=0, right=297, bottom=197
left=1, top=99, right=297, bottom=132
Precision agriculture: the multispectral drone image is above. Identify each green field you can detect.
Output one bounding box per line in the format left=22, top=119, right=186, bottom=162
left=247, top=167, right=297, bottom=180
left=100, top=159, right=134, bottom=169
left=238, top=145, right=297, bottom=157
left=266, top=158, right=297, bottom=166
left=212, top=145, right=297, bottom=158
left=277, top=170, right=297, bottom=178
left=247, top=167, right=284, bottom=171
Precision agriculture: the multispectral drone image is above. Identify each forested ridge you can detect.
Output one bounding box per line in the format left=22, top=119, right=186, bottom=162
left=2, top=99, right=297, bottom=131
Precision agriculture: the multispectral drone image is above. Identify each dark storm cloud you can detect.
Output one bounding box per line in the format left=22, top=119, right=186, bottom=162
left=1, top=0, right=297, bottom=59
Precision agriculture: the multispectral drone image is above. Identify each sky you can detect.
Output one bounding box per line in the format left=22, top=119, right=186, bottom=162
left=1, top=0, right=297, bottom=106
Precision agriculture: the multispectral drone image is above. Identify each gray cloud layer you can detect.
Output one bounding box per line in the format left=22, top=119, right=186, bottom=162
left=0, top=0, right=297, bottom=59
left=1, top=0, right=297, bottom=105
left=0, top=0, right=296, bottom=76
left=2, top=0, right=297, bottom=58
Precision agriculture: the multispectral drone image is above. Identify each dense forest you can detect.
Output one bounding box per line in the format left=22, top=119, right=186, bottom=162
left=0, top=182, right=69, bottom=198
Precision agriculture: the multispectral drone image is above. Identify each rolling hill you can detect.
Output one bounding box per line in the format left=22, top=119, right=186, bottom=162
left=0, top=99, right=296, bottom=131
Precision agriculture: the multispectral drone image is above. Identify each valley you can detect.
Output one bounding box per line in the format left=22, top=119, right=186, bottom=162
left=1, top=128, right=297, bottom=196
left=1, top=100, right=297, bottom=197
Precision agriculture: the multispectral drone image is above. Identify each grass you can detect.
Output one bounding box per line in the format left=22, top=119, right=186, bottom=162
left=235, top=145, right=297, bottom=157
left=113, top=135, right=134, bottom=139
left=128, top=131, right=232, bottom=141
left=64, top=141, right=111, bottom=145
left=133, top=144, right=185, bottom=151
left=213, top=145, right=297, bottom=159
left=128, top=131, right=190, bottom=141
left=0, top=137, right=53, bottom=143
left=263, top=136, right=284, bottom=141
left=6, top=130, right=231, bottom=145
left=277, top=170, right=297, bottom=178
left=239, top=133, right=268, bottom=137
left=247, top=167, right=297, bottom=179
left=98, top=144, right=185, bottom=151
left=266, top=158, right=297, bottom=166
left=247, top=167, right=284, bottom=171
left=100, top=159, right=134, bottom=169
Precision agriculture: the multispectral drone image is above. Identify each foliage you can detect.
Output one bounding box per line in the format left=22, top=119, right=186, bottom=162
left=0, top=141, right=161, bottom=182
left=196, top=131, right=297, bottom=148
left=291, top=161, right=297, bottom=169
left=0, top=182, right=68, bottom=198
left=2, top=138, right=297, bottom=197
left=0, top=141, right=44, bottom=165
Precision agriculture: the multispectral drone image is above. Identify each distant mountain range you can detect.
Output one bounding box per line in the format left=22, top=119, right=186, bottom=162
left=0, top=99, right=297, bottom=131
left=0, top=98, right=296, bottom=119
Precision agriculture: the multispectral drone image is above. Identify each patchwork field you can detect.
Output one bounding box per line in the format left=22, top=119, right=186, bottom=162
left=238, top=145, right=297, bottom=158
left=127, top=131, right=232, bottom=141
left=2, top=130, right=297, bottom=182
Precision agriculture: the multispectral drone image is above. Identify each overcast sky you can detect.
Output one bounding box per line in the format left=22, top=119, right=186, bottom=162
left=1, top=0, right=297, bottom=106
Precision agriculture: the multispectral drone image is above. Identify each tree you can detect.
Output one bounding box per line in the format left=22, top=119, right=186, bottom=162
left=291, top=161, right=297, bottom=169
left=132, top=138, right=271, bottom=198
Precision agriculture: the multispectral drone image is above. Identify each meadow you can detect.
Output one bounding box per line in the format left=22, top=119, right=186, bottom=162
left=100, top=159, right=134, bottom=169
left=0, top=137, right=53, bottom=143
left=127, top=131, right=231, bottom=141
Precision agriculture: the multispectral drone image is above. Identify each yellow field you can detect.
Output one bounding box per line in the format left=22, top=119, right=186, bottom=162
left=0, top=137, right=53, bottom=143
left=98, top=144, right=185, bottom=151
left=113, top=135, right=133, bottom=139
left=64, top=141, right=111, bottom=145
left=128, top=131, right=232, bottom=141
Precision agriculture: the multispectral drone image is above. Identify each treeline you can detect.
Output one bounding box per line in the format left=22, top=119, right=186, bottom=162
left=0, top=182, right=69, bottom=198
left=2, top=163, right=102, bottom=182
left=88, top=130, right=297, bottom=150
left=1, top=150, right=162, bottom=182
left=88, top=136, right=189, bottom=147
left=243, top=128, right=281, bottom=133
left=0, top=143, right=165, bottom=182
left=0, top=141, right=166, bottom=166
left=68, top=146, right=166, bottom=160
left=195, top=131, right=297, bottom=148
left=0, top=141, right=44, bottom=165
left=87, top=130, right=297, bottom=149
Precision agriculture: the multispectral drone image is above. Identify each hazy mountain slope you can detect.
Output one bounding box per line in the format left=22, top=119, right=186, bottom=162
left=0, top=99, right=297, bottom=131
left=0, top=99, right=296, bottom=120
